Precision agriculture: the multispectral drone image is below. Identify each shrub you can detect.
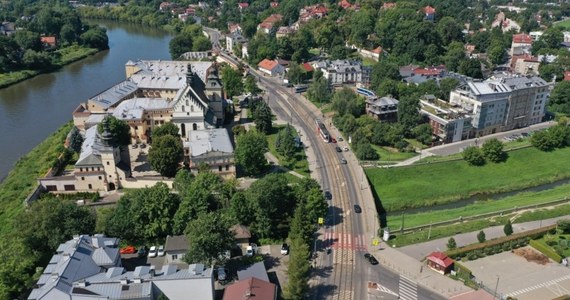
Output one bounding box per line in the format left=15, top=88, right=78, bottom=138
left=529, top=240, right=562, bottom=263
left=504, top=220, right=513, bottom=236
left=462, top=146, right=485, bottom=166
left=477, top=230, right=486, bottom=243
left=447, top=237, right=457, bottom=250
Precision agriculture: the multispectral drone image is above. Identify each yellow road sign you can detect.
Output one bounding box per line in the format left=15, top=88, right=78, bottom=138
left=318, top=217, right=324, bottom=225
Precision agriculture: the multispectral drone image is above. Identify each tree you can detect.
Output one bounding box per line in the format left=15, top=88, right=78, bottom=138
left=97, top=116, right=130, bottom=146
left=447, top=237, right=457, bottom=250
left=557, top=219, right=570, bottom=234
left=287, top=62, right=305, bottom=85
left=504, top=220, right=513, bottom=236
left=152, top=122, right=180, bottom=140
left=173, top=169, right=194, bottom=196
left=18, top=195, right=96, bottom=254
left=244, top=75, right=261, bottom=95
left=439, top=77, right=460, bottom=100
left=253, top=100, right=273, bottom=134
left=14, top=30, right=41, bottom=51
left=235, top=130, right=269, bottom=176
left=148, top=135, right=183, bottom=177
left=106, top=183, right=180, bottom=243
left=437, top=17, right=464, bottom=46
left=283, top=237, right=310, bottom=299
left=169, top=33, right=193, bottom=59
left=482, top=138, right=507, bottom=163
left=355, top=142, right=379, bottom=160
left=548, top=81, right=570, bottom=115
left=22, top=50, right=53, bottom=69
left=221, top=66, right=244, bottom=98
left=183, top=212, right=235, bottom=265
left=443, top=42, right=467, bottom=72
left=531, top=130, right=556, bottom=152
left=229, top=192, right=254, bottom=225
left=307, top=76, right=331, bottom=104
left=397, top=95, right=422, bottom=134
left=412, top=124, right=433, bottom=145
left=539, top=63, right=564, bottom=82
left=331, top=88, right=364, bottom=117
left=462, top=146, right=485, bottom=166
left=232, top=125, right=246, bottom=136
left=477, top=230, right=486, bottom=243
left=192, top=35, right=212, bottom=51
left=68, top=126, right=84, bottom=153
left=81, top=26, right=109, bottom=50
left=275, top=124, right=296, bottom=159
left=488, top=45, right=506, bottom=65
left=458, top=58, right=483, bottom=79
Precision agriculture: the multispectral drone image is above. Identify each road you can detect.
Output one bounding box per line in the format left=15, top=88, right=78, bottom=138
left=206, top=28, right=446, bottom=300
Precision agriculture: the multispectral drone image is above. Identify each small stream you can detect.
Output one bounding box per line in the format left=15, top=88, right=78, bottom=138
left=387, top=178, right=570, bottom=215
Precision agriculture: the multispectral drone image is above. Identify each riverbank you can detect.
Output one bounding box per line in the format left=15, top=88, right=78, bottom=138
left=0, top=45, right=100, bottom=89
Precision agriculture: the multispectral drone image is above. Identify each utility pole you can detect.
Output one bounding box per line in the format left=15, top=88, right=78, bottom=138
left=400, top=213, right=405, bottom=233
left=428, top=222, right=432, bottom=240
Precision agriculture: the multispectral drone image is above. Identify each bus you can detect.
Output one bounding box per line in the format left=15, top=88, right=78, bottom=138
left=294, top=85, right=308, bottom=93
left=315, top=119, right=330, bottom=142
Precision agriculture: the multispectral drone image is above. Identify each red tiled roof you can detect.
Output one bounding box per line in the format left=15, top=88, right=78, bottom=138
left=382, top=2, right=396, bottom=9
left=41, top=36, right=56, bottom=46
left=412, top=65, right=446, bottom=76
left=423, top=5, right=436, bottom=14
left=372, top=46, right=383, bottom=54
left=513, top=33, right=533, bottom=44
left=238, top=2, right=249, bottom=8
left=258, top=59, right=279, bottom=71
left=339, top=0, right=352, bottom=9
left=464, top=44, right=476, bottom=53
left=302, top=63, right=314, bottom=72
left=427, top=251, right=454, bottom=268
left=564, top=71, right=570, bottom=81
left=223, top=277, right=276, bottom=300
left=259, top=14, right=282, bottom=29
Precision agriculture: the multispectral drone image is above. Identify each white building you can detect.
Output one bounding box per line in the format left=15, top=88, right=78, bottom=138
left=312, top=60, right=371, bottom=85
left=225, top=31, right=247, bottom=53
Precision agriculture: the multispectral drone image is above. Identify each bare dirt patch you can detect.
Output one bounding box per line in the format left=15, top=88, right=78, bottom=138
left=513, top=248, right=550, bottom=265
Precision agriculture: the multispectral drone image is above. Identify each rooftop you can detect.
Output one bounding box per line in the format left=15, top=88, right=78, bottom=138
left=112, top=98, right=171, bottom=121
left=223, top=277, right=276, bottom=300
left=88, top=80, right=139, bottom=110
left=184, top=128, right=233, bottom=157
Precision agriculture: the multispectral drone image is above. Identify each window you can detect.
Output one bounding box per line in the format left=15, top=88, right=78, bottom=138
left=81, top=177, right=85, bottom=180
left=172, top=254, right=178, bottom=260
left=88, top=184, right=92, bottom=189
left=80, top=168, right=83, bottom=172
left=191, top=105, right=194, bottom=112
left=226, top=165, right=229, bottom=171
left=107, top=161, right=110, bottom=165
left=219, top=166, right=222, bottom=172
left=98, top=176, right=102, bottom=180
left=64, top=185, right=76, bottom=191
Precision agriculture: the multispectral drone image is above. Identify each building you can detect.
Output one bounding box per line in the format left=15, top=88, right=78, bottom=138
left=164, top=235, right=189, bottom=264
left=226, top=31, right=247, bottom=53
left=223, top=277, right=277, bottom=300
left=183, top=128, right=235, bottom=178
left=420, top=95, right=473, bottom=143
left=449, top=75, right=549, bottom=137
left=426, top=252, right=454, bottom=275
left=511, top=33, right=533, bottom=56
left=298, top=4, right=328, bottom=24
left=312, top=60, right=371, bottom=85
left=237, top=262, right=269, bottom=282
left=231, top=224, right=251, bottom=250
left=28, top=235, right=215, bottom=300
left=276, top=26, right=296, bottom=38
left=399, top=64, right=447, bottom=85
left=564, top=71, right=570, bottom=81
left=257, top=14, right=282, bottom=34
left=423, top=5, right=436, bottom=21
left=511, top=54, right=540, bottom=75
left=359, top=46, right=383, bottom=62
left=257, top=59, right=285, bottom=76
left=0, top=21, right=16, bottom=35
left=365, top=96, right=399, bottom=122
left=40, top=36, right=57, bottom=48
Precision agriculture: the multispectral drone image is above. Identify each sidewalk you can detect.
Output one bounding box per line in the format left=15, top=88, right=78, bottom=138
left=399, top=214, right=570, bottom=261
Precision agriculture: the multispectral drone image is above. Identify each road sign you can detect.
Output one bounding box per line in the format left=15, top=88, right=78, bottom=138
left=318, top=217, right=324, bottom=225
left=372, top=238, right=380, bottom=246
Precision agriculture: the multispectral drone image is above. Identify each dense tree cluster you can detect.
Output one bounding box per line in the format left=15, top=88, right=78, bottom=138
left=531, top=123, right=570, bottom=152
left=169, top=23, right=212, bottom=59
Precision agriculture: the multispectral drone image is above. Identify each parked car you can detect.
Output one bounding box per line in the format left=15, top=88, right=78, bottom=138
left=324, top=191, right=332, bottom=200
left=353, top=204, right=362, bottom=213
left=148, top=246, right=157, bottom=258
left=217, top=267, right=227, bottom=281
left=120, top=245, right=136, bottom=255
left=335, top=146, right=342, bottom=152
left=364, top=253, right=379, bottom=265
left=340, top=158, right=347, bottom=164
left=343, top=146, right=349, bottom=152
left=131, top=143, right=138, bottom=149
left=338, top=137, right=344, bottom=142
left=140, top=143, right=147, bottom=149
left=331, top=138, right=337, bottom=143
left=137, top=247, right=147, bottom=258
left=281, top=243, right=289, bottom=255
left=246, top=243, right=258, bottom=256
left=157, top=245, right=165, bottom=257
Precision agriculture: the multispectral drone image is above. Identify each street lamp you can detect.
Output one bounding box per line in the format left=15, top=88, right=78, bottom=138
left=494, top=275, right=500, bottom=300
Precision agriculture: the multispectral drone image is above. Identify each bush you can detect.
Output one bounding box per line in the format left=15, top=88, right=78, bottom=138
left=462, top=146, right=486, bottom=166
left=529, top=239, right=562, bottom=263
left=477, top=230, right=486, bottom=243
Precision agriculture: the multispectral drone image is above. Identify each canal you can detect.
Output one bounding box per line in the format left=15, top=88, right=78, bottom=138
left=0, top=21, right=172, bottom=181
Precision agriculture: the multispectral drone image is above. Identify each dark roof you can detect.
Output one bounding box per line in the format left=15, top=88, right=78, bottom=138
left=165, top=235, right=189, bottom=252
left=237, top=262, right=269, bottom=282
left=231, top=224, right=251, bottom=239
left=223, top=277, right=276, bottom=300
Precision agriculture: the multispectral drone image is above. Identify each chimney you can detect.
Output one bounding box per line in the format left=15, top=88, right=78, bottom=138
left=149, top=265, right=155, bottom=277
left=120, top=278, right=128, bottom=285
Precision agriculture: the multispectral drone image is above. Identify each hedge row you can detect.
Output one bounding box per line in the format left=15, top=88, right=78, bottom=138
left=529, top=239, right=563, bottom=263
left=454, top=261, right=473, bottom=278
left=446, top=224, right=556, bottom=259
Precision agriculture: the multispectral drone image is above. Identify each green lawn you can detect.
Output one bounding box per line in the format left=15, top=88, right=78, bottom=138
left=0, top=70, right=40, bottom=88
left=266, top=125, right=310, bottom=177
left=386, top=183, right=570, bottom=230
left=371, top=145, right=417, bottom=162
left=367, top=146, right=570, bottom=212
left=535, top=234, right=570, bottom=258
left=556, top=19, right=570, bottom=29
left=56, top=45, right=99, bottom=66
left=361, top=57, right=377, bottom=67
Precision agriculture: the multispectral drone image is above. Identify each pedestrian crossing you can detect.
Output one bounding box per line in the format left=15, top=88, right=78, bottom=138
left=323, top=232, right=367, bottom=251
left=507, top=274, right=570, bottom=297
left=399, top=275, right=418, bottom=300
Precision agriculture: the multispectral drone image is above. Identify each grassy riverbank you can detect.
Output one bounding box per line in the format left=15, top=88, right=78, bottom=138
left=367, top=146, right=570, bottom=212
left=0, top=45, right=100, bottom=89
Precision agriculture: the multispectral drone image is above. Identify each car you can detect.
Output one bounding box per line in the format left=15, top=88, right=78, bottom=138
left=343, top=146, right=349, bottom=152
left=521, top=132, right=529, bottom=137
left=246, top=243, right=258, bottom=256
left=120, top=245, right=136, bottom=255
left=338, top=137, right=344, bottom=142
left=335, top=146, right=342, bottom=152
left=340, top=158, right=347, bottom=164
left=131, top=143, right=138, bottom=149
left=217, top=267, right=227, bottom=281
left=281, top=243, right=289, bottom=255
left=140, top=143, right=147, bottom=149
left=324, top=191, right=332, bottom=200
left=353, top=204, right=362, bottom=213
left=148, top=246, right=157, bottom=258
left=331, top=138, right=337, bottom=143
left=364, top=253, right=379, bottom=265
left=157, top=245, right=165, bottom=257
left=137, top=247, right=147, bottom=258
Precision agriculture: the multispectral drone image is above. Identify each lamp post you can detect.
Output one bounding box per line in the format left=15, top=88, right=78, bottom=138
left=494, top=275, right=500, bottom=300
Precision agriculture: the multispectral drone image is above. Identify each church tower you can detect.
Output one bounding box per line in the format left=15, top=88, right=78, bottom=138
left=99, top=117, right=122, bottom=191
left=205, top=66, right=225, bottom=124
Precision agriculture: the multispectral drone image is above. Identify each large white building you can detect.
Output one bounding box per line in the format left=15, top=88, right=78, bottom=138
left=312, top=60, right=371, bottom=85
left=449, top=75, right=549, bottom=137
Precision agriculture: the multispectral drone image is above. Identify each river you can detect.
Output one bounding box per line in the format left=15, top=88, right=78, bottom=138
left=0, top=21, right=173, bottom=181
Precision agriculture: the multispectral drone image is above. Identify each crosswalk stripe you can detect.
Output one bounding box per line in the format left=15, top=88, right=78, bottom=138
left=399, top=275, right=418, bottom=300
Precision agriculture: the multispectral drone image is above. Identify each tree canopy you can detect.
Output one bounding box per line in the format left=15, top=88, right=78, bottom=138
left=183, top=211, right=235, bottom=265
left=235, top=129, right=269, bottom=176
left=148, top=135, right=184, bottom=177
left=97, top=116, right=131, bottom=146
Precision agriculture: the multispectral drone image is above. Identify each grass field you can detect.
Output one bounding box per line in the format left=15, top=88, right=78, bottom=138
left=556, top=19, right=570, bottom=29
left=372, top=145, right=417, bottom=162
left=367, top=146, right=570, bottom=212
left=386, top=183, right=570, bottom=229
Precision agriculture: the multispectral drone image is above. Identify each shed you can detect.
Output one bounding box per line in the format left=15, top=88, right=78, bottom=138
left=231, top=224, right=251, bottom=247
left=426, top=251, right=454, bottom=274
left=164, top=235, right=189, bottom=264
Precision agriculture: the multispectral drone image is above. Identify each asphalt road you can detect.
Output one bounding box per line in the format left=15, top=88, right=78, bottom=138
left=208, top=29, right=446, bottom=300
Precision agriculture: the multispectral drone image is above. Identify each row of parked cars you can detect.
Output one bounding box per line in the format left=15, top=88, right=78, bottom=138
left=120, top=245, right=164, bottom=258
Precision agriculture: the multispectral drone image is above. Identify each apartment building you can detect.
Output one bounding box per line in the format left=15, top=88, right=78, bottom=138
left=312, top=60, right=371, bottom=85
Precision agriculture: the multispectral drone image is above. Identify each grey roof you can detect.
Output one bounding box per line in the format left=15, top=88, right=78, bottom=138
left=131, top=60, right=213, bottom=83
left=88, top=80, right=138, bottom=110
left=183, top=129, right=233, bottom=157
left=130, top=73, right=188, bottom=90
left=75, top=127, right=106, bottom=167
left=464, top=75, right=547, bottom=97
left=237, top=262, right=269, bottom=282
left=165, top=235, right=190, bottom=252
left=112, top=98, right=171, bottom=121
left=367, top=96, right=399, bottom=107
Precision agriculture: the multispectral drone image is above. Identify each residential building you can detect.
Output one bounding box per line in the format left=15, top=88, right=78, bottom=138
left=223, top=277, right=277, bottom=300
left=164, top=235, right=189, bottom=264
left=420, top=95, right=473, bottom=143
left=511, top=33, right=533, bottom=56
left=564, top=71, right=570, bottom=81
left=257, top=14, right=282, bottom=34
left=449, top=75, right=549, bottom=136
left=226, top=31, right=247, bottom=53
left=28, top=235, right=216, bottom=300
left=183, top=129, right=235, bottom=178
left=298, top=4, right=328, bottom=24
left=270, top=1, right=279, bottom=8
left=241, top=43, right=249, bottom=59
left=365, top=96, right=399, bottom=122
left=231, top=224, right=251, bottom=250
left=359, top=46, right=383, bottom=61
left=382, top=2, right=396, bottom=9
left=238, top=2, right=249, bottom=10
left=338, top=0, right=354, bottom=10
left=276, top=26, right=296, bottom=38
left=399, top=64, right=447, bottom=85
left=312, top=60, right=371, bottom=85
left=511, top=54, right=540, bottom=75
left=529, top=31, right=543, bottom=41
left=40, top=36, right=57, bottom=48
left=237, top=262, right=269, bottom=282
left=423, top=5, right=436, bottom=21
left=228, top=23, right=242, bottom=34
left=257, top=59, right=285, bottom=76
left=0, top=21, right=16, bottom=35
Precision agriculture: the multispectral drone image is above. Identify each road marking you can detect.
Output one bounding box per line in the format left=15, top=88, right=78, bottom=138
left=399, top=275, right=418, bottom=300
left=507, top=274, right=570, bottom=297
left=326, top=232, right=368, bottom=251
